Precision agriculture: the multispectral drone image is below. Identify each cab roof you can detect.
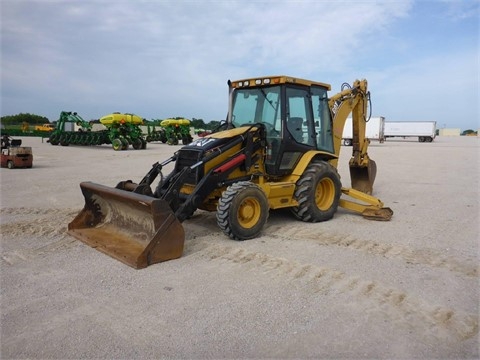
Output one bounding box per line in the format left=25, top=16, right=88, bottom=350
left=230, top=75, right=331, bottom=90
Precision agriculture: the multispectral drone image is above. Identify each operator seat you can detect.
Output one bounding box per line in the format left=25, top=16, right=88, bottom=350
left=287, top=117, right=304, bottom=143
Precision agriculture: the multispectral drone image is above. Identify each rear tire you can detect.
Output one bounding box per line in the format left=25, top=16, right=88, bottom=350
left=291, top=161, right=341, bottom=222
left=7, top=161, right=13, bottom=169
left=217, top=181, right=269, bottom=240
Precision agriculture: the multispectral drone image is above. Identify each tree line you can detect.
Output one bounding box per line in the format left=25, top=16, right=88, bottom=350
left=1, top=113, right=50, bottom=125
left=1, top=113, right=223, bottom=130
left=190, top=118, right=223, bottom=130
left=7, top=113, right=472, bottom=134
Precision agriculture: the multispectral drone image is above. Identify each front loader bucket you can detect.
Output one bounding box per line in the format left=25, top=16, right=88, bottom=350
left=349, top=159, right=377, bottom=195
left=68, top=182, right=185, bottom=269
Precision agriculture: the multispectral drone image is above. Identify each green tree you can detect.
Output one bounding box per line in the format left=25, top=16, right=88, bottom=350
left=1, top=113, right=49, bottom=125
left=207, top=120, right=222, bottom=130
left=191, top=118, right=206, bottom=129
left=461, top=129, right=477, bottom=136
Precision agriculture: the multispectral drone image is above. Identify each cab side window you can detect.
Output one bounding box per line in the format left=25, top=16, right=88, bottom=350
left=285, top=87, right=315, bottom=146
left=311, top=86, right=334, bottom=153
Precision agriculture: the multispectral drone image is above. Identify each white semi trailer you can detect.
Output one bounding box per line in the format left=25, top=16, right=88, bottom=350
left=384, top=121, right=436, bottom=142
left=342, top=116, right=385, bottom=146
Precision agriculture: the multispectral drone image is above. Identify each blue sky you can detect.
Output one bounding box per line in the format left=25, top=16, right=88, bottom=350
left=1, top=0, right=479, bottom=130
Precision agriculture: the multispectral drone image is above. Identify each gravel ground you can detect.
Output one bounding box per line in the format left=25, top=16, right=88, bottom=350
left=1, top=135, right=479, bottom=359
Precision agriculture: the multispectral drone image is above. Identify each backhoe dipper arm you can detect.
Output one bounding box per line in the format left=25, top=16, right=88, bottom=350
left=328, top=80, right=369, bottom=164
left=328, top=79, right=376, bottom=195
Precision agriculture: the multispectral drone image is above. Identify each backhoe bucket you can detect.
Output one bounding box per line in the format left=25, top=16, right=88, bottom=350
left=68, top=182, right=185, bottom=269
left=349, top=159, right=377, bottom=195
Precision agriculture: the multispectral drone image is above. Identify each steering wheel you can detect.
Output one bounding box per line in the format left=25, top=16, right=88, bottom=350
left=238, top=122, right=275, bottom=132
left=258, top=122, right=280, bottom=136
left=257, top=122, right=273, bottom=131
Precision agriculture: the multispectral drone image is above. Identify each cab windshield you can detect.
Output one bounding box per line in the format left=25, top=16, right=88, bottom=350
left=231, top=86, right=281, bottom=132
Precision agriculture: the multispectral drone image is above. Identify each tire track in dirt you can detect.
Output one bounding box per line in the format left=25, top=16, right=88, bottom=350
left=0, top=207, right=79, bottom=217
left=266, top=224, right=478, bottom=277
left=0, top=207, right=218, bottom=265
left=1, top=207, right=80, bottom=266
left=199, top=244, right=478, bottom=342
left=0, top=208, right=78, bottom=238
left=2, top=238, right=78, bottom=266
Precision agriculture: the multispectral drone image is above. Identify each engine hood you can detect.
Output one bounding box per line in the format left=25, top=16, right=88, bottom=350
left=184, top=126, right=254, bottom=152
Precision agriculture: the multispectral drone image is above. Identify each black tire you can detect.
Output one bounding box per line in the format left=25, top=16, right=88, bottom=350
left=59, top=134, right=69, bottom=146
left=121, top=138, right=129, bottom=150
left=291, top=161, right=341, bottom=222
left=49, top=134, right=59, bottom=145
left=217, top=181, right=269, bottom=241
left=343, top=139, right=352, bottom=146
left=112, top=138, right=123, bottom=151
left=7, top=161, right=14, bottom=169
left=132, top=138, right=142, bottom=150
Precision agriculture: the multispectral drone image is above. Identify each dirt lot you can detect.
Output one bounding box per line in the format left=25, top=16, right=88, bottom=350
left=1, top=135, right=478, bottom=359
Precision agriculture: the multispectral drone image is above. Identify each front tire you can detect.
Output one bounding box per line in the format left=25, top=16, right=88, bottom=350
left=291, top=161, right=341, bottom=222
left=217, top=181, right=269, bottom=240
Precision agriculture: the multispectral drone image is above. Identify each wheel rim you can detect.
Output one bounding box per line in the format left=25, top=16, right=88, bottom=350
left=315, top=177, right=335, bottom=211
left=112, top=139, right=122, bottom=150
left=237, top=197, right=261, bottom=229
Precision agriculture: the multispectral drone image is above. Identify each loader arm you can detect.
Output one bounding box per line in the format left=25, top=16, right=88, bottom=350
left=158, top=125, right=265, bottom=222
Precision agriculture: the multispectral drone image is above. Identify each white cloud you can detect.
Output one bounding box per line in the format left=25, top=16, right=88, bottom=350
left=2, top=0, right=478, bottom=129
left=440, top=0, right=480, bottom=20
left=365, top=48, right=479, bottom=128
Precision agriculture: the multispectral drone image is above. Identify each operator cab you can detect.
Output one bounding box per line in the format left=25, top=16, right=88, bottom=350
left=229, top=76, right=335, bottom=176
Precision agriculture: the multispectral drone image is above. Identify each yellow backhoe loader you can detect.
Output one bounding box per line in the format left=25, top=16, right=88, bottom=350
left=68, top=76, right=393, bottom=269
